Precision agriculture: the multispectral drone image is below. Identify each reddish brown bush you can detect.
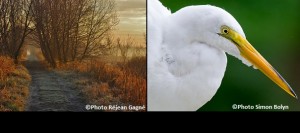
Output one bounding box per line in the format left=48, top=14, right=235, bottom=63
left=0, top=56, right=15, bottom=81
left=64, top=57, right=146, bottom=108
left=0, top=56, right=31, bottom=111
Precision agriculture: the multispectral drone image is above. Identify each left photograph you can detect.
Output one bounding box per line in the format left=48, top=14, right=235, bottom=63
left=0, top=0, right=146, bottom=111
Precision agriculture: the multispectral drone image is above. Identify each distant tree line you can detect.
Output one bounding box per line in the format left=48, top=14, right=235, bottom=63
left=0, top=0, right=118, bottom=67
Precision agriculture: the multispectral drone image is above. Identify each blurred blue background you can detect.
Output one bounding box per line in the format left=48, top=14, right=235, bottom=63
left=159, top=0, right=300, bottom=111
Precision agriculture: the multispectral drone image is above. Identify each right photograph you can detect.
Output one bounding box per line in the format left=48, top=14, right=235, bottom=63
left=147, top=0, right=300, bottom=111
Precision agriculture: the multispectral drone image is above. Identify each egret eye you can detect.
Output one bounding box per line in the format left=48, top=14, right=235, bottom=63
left=223, top=29, right=228, bottom=34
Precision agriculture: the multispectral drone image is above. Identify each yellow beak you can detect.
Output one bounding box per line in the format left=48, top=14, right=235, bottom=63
left=220, top=26, right=297, bottom=98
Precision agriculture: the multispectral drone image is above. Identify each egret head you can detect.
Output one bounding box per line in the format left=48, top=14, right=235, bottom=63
left=180, top=5, right=297, bottom=98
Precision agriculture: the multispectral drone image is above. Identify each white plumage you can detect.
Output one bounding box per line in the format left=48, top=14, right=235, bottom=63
left=148, top=0, right=245, bottom=111
left=147, top=0, right=297, bottom=111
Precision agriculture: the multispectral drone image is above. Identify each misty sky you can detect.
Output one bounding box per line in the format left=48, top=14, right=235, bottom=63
left=115, top=0, right=146, bottom=38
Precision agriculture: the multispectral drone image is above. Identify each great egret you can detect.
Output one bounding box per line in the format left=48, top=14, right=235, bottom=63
left=148, top=0, right=297, bottom=111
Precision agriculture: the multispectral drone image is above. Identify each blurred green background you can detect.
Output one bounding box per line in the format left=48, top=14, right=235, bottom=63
left=159, top=0, right=300, bottom=111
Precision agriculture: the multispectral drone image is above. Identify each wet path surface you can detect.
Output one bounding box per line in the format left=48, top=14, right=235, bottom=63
left=25, top=61, right=86, bottom=111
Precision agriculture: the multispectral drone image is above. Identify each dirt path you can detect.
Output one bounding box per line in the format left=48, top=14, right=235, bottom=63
left=25, top=61, right=86, bottom=111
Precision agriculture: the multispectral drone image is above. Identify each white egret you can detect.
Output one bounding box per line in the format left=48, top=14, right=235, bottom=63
left=148, top=0, right=297, bottom=111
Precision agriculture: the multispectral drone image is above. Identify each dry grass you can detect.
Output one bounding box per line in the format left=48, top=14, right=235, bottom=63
left=0, top=56, right=31, bottom=111
left=58, top=56, right=146, bottom=111
left=122, top=56, right=146, bottom=78
left=56, top=61, right=90, bottom=73
left=56, top=36, right=146, bottom=111
left=0, top=56, right=15, bottom=81
left=83, top=83, right=119, bottom=105
left=89, top=57, right=146, bottom=106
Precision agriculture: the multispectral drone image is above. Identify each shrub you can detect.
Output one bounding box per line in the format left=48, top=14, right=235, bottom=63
left=0, top=56, right=31, bottom=111
left=69, top=57, right=146, bottom=109
left=0, top=56, right=15, bottom=81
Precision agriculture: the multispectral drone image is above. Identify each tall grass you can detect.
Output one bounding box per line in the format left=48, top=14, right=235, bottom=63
left=57, top=35, right=146, bottom=111
left=89, top=57, right=146, bottom=106
left=0, top=56, right=31, bottom=111
left=59, top=56, right=146, bottom=109
left=0, top=56, right=15, bottom=81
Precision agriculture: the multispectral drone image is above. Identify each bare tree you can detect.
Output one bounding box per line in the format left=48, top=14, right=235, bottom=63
left=0, top=0, right=33, bottom=63
left=117, top=35, right=134, bottom=63
left=79, top=0, right=118, bottom=60
left=30, top=0, right=118, bottom=68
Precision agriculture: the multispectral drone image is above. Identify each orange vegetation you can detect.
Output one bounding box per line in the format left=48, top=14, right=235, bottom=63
left=58, top=56, right=146, bottom=110
left=0, top=56, right=15, bottom=81
left=0, top=56, right=31, bottom=111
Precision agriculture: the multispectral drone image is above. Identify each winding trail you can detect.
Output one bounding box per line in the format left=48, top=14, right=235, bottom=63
left=25, top=61, right=86, bottom=111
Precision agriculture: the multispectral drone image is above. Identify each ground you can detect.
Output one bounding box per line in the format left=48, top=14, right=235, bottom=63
left=25, top=61, right=86, bottom=111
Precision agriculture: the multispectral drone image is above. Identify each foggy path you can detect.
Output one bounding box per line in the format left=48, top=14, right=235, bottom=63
left=25, top=61, right=86, bottom=111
